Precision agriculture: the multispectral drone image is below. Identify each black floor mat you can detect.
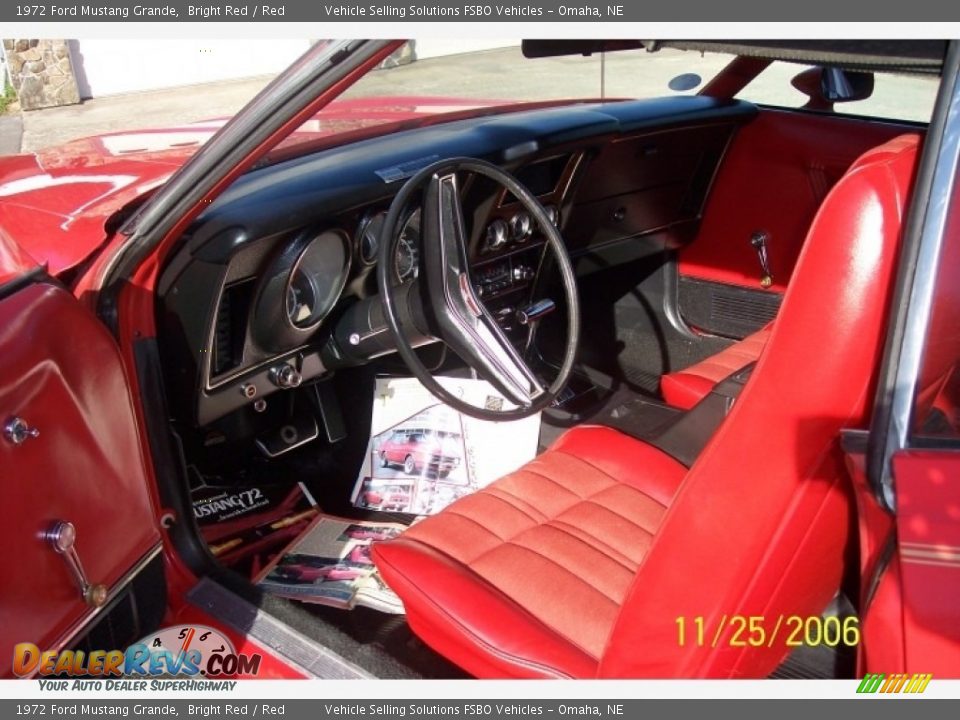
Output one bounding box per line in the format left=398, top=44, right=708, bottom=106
left=537, top=256, right=734, bottom=398
left=243, top=587, right=465, bottom=678
left=542, top=366, right=683, bottom=442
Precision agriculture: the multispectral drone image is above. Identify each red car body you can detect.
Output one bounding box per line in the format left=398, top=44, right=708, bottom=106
left=271, top=563, right=365, bottom=584
left=363, top=488, right=412, bottom=510
left=0, top=39, right=958, bottom=681
left=378, top=429, right=461, bottom=476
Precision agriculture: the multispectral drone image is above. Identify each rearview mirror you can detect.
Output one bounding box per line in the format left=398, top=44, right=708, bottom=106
left=821, top=67, right=875, bottom=102
left=791, top=67, right=875, bottom=111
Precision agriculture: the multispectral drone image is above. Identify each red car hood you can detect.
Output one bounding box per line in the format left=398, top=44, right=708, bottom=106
left=0, top=96, right=499, bottom=276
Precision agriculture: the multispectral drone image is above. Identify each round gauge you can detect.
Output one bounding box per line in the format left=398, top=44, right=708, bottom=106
left=284, top=231, right=350, bottom=330
left=252, top=229, right=351, bottom=352
left=509, top=211, right=532, bottom=242
left=357, top=211, right=386, bottom=266
left=544, top=205, right=560, bottom=227
left=394, top=209, right=421, bottom=281
left=485, top=218, right=508, bottom=251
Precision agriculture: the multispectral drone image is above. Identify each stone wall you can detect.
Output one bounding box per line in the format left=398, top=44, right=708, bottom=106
left=2, top=39, right=80, bottom=111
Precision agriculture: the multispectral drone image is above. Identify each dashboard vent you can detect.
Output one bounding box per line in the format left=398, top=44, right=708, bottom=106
left=212, top=279, right=254, bottom=377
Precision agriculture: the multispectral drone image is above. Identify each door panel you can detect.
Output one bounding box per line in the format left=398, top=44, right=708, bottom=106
left=680, top=109, right=918, bottom=292
left=0, top=282, right=160, bottom=676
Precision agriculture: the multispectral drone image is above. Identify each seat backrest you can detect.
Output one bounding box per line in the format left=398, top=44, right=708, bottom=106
left=599, top=134, right=922, bottom=678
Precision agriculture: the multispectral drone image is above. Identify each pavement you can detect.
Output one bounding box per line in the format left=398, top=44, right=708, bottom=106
left=0, top=47, right=939, bottom=157
left=0, top=115, right=23, bottom=156
left=14, top=75, right=274, bottom=153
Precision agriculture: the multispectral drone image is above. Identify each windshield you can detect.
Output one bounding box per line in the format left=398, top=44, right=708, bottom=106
left=341, top=42, right=730, bottom=103
left=23, top=40, right=937, bottom=160
left=275, top=42, right=938, bottom=160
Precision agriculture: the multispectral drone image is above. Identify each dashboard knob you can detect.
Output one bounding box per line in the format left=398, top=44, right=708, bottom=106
left=513, top=265, right=534, bottom=282
left=270, top=364, right=302, bottom=389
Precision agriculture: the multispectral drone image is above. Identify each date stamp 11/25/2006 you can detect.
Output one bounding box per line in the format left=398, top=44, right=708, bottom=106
left=675, top=615, right=861, bottom=649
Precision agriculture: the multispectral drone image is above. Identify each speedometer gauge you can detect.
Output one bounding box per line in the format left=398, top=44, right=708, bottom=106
left=251, top=229, right=351, bottom=352
left=283, top=231, right=350, bottom=331
left=394, top=209, right=421, bottom=282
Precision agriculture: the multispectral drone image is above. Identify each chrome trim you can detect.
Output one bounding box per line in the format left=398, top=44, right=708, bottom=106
left=206, top=344, right=312, bottom=392
left=186, top=577, right=372, bottom=679
left=4, top=416, right=39, bottom=445
left=350, top=325, right=389, bottom=345
left=901, top=541, right=960, bottom=565
left=43, top=521, right=108, bottom=608
left=876, top=43, right=960, bottom=510
left=21, top=543, right=164, bottom=678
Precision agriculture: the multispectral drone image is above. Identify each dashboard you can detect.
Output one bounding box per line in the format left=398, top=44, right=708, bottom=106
left=158, top=96, right=756, bottom=428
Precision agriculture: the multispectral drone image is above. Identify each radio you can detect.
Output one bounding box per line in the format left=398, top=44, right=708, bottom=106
left=474, top=259, right=535, bottom=299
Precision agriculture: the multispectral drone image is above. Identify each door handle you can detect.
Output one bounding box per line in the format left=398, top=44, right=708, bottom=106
left=750, top=230, right=774, bottom=288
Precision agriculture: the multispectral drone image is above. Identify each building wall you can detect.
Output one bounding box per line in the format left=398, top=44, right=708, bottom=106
left=68, top=39, right=315, bottom=98
left=2, top=39, right=80, bottom=110
left=0, top=39, right=519, bottom=106
left=68, top=39, right=517, bottom=99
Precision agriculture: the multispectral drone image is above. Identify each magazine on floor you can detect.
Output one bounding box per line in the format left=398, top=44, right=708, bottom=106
left=256, top=513, right=406, bottom=614
left=351, top=376, right=541, bottom=515
left=190, top=479, right=320, bottom=578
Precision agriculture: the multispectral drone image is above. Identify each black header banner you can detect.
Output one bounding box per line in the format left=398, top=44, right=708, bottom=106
left=2, top=0, right=959, bottom=22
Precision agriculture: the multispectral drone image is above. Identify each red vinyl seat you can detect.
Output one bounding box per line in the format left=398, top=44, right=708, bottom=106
left=373, top=134, right=921, bottom=678
left=660, top=324, right=773, bottom=409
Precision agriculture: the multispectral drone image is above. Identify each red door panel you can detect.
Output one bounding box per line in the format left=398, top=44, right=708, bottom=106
left=680, top=109, right=919, bottom=292
left=889, top=450, right=960, bottom=676
left=0, top=282, right=160, bottom=676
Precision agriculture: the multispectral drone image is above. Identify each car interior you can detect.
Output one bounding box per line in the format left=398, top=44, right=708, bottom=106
left=78, top=41, right=945, bottom=678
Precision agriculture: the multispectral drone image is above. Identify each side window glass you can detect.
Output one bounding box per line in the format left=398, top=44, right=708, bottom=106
left=736, top=62, right=937, bottom=123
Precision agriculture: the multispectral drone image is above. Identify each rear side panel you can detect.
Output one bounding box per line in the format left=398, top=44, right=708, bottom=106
left=890, top=451, right=960, bottom=675
left=678, top=109, right=919, bottom=337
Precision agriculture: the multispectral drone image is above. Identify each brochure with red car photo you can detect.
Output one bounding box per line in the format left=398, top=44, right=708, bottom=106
left=255, top=513, right=406, bottom=614
left=190, top=481, right=320, bottom=579
left=351, top=377, right=541, bottom=515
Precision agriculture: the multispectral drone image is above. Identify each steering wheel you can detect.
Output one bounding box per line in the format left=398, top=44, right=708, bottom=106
left=377, top=157, right=580, bottom=421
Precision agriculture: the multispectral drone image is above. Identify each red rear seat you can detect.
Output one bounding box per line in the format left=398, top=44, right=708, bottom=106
left=660, top=324, right=772, bottom=409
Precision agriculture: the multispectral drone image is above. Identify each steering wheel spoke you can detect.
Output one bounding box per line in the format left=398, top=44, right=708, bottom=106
left=422, top=171, right=542, bottom=406
left=378, top=157, right=579, bottom=421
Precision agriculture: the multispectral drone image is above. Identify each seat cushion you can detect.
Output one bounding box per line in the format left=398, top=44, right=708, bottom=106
left=660, top=324, right=773, bottom=409
left=372, top=425, right=687, bottom=678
